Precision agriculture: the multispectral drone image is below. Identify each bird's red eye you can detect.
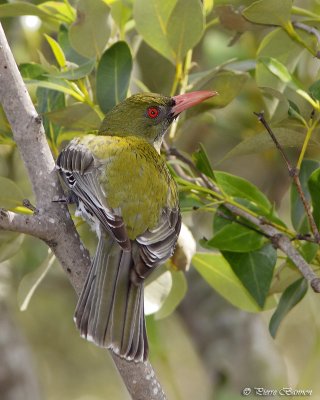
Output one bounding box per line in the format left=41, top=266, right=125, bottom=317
left=147, top=107, right=159, bottom=119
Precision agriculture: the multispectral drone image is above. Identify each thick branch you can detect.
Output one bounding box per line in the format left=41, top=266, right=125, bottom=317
left=0, top=23, right=165, bottom=400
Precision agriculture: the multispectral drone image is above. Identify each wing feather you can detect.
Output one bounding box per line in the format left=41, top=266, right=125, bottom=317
left=56, top=142, right=131, bottom=251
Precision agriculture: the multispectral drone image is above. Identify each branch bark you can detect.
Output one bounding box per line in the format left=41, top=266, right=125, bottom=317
left=0, top=23, right=166, bottom=400
left=166, top=147, right=320, bottom=293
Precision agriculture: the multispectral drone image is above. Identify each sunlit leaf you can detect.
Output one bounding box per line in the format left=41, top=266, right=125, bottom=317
left=223, top=243, right=277, bottom=308
left=17, top=250, right=55, bottom=311
left=96, top=41, right=132, bottom=113
left=155, top=271, right=187, bottom=319
left=192, top=252, right=275, bottom=312
left=44, top=34, right=66, bottom=68
left=242, top=0, right=292, bottom=26
left=39, top=1, right=76, bottom=24
left=259, top=57, right=299, bottom=88
left=203, top=0, right=214, bottom=15
left=69, top=0, right=111, bottom=58
left=269, top=278, right=308, bottom=338
left=25, top=78, right=84, bottom=101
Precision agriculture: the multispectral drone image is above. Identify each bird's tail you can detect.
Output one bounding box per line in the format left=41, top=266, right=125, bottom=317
left=74, top=234, right=148, bottom=362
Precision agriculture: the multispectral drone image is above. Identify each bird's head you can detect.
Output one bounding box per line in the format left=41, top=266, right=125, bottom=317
left=99, top=91, right=217, bottom=150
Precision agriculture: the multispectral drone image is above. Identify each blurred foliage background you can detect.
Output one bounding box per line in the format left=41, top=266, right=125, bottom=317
left=1, top=0, right=320, bottom=399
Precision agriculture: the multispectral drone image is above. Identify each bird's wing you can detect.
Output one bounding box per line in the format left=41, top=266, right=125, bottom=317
left=132, top=205, right=181, bottom=282
left=56, top=142, right=131, bottom=251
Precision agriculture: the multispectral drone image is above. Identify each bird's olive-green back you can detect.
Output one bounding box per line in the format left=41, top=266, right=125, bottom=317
left=78, top=134, right=178, bottom=239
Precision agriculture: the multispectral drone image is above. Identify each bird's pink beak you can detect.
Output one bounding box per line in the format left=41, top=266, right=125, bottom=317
left=171, top=90, right=218, bottom=116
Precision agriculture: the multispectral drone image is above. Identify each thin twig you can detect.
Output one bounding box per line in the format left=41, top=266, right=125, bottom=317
left=254, top=111, right=320, bottom=243
left=166, top=146, right=320, bottom=292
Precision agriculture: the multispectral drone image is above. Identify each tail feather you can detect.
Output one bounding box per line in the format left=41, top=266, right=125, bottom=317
left=74, top=234, right=148, bottom=362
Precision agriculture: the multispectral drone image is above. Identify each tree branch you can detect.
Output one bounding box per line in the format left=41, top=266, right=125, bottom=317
left=166, top=147, right=320, bottom=293
left=0, top=23, right=166, bottom=400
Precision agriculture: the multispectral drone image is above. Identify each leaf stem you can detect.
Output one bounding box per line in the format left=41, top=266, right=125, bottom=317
left=296, top=119, right=319, bottom=170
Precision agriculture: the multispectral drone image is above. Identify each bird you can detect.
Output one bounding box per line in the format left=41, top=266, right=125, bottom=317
left=56, top=90, right=217, bottom=362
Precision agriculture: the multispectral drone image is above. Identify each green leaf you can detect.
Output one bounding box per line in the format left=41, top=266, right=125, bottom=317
left=190, top=69, right=248, bottom=111
left=260, top=87, right=289, bottom=123
left=47, top=59, right=95, bottom=80
left=214, top=171, right=271, bottom=211
left=44, top=34, right=66, bottom=68
left=58, top=25, right=89, bottom=65
left=110, top=0, right=132, bottom=32
left=242, top=0, right=292, bottom=26
left=0, top=177, right=24, bottom=209
left=166, top=0, right=204, bottom=63
left=192, top=144, right=214, bottom=179
left=309, top=80, right=320, bottom=101
left=134, top=0, right=177, bottom=63
left=45, top=103, right=101, bottom=131
left=207, top=223, right=264, bottom=252
left=192, top=252, right=275, bottom=312
left=17, top=250, right=55, bottom=311
left=36, top=87, right=65, bottom=144
left=291, top=159, right=320, bottom=232
left=308, top=167, right=320, bottom=229
left=69, top=0, right=111, bottom=58
left=25, top=78, right=84, bottom=102
left=155, top=271, right=187, bottom=319
left=39, top=1, right=76, bottom=24
left=0, top=232, right=25, bottom=263
left=299, top=241, right=318, bottom=264
left=0, top=2, right=55, bottom=21
left=134, top=0, right=204, bottom=64
left=256, top=28, right=306, bottom=102
left=222, top=128, right=320, bottom=161
left=96, top=41, right=132, bottom=114
left=223, top=243, right=277, bottom=308
left=259, top=57, right=299, bottom=89
left=269, top=278, right=308, bottom=338
left=19, top=63, right=47, bottom=79
left=203, top=0, right=214, bottom=15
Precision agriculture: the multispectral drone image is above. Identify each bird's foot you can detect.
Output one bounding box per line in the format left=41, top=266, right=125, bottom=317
left=52, top=191, right=77, bottom=205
